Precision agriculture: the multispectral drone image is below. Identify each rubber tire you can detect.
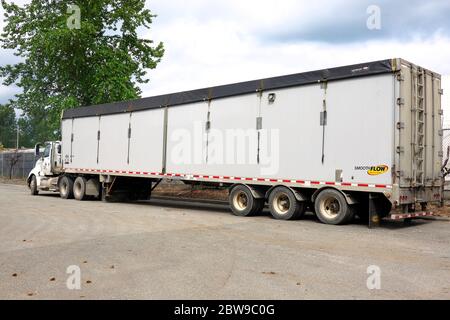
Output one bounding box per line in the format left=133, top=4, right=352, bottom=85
left=229, top=185, right=264, bottom=217
left=268, top=186, right=306, bottom=220
left=73, top=176, right=87, bottom=201
left=314, top=189, right=354, bottom=225
left=59, top=176, right=74, bottom=199
left=30, top=175, right=39, bottom=196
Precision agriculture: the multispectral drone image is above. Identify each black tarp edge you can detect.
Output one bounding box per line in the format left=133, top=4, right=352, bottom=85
left=62, top=59, right=394, bottom=119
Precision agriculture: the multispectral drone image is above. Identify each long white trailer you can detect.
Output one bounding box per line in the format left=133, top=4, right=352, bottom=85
left=27, top=58, right=444, bottom=225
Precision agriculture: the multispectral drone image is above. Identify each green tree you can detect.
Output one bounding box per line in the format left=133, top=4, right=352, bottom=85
left=17, top=116, right=37, bottom=148
left=0, top=0, right=164, bottom=141
left=0, top=104, right=16, bottom=148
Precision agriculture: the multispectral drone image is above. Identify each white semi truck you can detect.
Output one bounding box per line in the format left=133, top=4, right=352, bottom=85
left=27, top=58, right=444, bottom=225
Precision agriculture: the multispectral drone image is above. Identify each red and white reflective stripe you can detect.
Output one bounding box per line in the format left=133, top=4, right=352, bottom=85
left=390, top=212, right=434, bottom=220
left=66, top=168, right=392, bottom=190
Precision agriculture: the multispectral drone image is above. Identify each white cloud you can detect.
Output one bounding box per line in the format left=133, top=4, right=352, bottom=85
left=142, top=0, right=450, bottom=126
left=0, top=0, right=449, bottom=125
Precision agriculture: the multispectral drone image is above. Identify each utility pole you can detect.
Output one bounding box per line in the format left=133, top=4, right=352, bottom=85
left=16, top=124, right=19, bottom=150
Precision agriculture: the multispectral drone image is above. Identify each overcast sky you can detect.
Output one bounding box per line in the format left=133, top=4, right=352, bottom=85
left=1, top=0, right=450, bottom=124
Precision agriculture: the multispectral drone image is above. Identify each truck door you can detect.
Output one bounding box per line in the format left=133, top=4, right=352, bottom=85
left=52, top=142, right=63, bottom=173
left=41, top=143, right=53, bottom=176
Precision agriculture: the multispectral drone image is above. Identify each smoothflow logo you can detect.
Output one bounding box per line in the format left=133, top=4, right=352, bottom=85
left=355, top=165, right=389, bottom=176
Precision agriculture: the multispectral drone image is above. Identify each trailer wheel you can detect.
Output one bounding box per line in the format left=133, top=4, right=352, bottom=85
left=29, top=175, right=39, bottom=196
left=73, top=176, right=87, bottom=201
left=268, top=186, right=306, bottom=220
left=229, top=185, right=264, bottom=217
left=314, top=189, right=354, bottom=225
left=59, top=176, right=74, bottom=199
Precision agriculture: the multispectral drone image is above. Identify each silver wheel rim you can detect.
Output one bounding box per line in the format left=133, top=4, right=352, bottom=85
left=233, top=191, right=249, bottom=211
left=61, top=181, right=67, bottom=195
left=273, top=192, right=290, bottom=215
left=319, top=196, right=341, bottom=219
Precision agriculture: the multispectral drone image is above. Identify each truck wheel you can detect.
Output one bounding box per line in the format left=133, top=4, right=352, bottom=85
left=30, top=175, right=39, bottom=196
left=314, top=189, right=354, bottom=225
left=229, top=185, right=264, bottom=217
left=59, top=176, right=74, bottom=199
left=268, top=186, right=306, bottom=220
left=73, top=176, right=87, bottom=201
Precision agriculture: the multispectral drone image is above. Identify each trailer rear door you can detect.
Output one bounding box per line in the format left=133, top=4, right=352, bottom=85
left=397, top=60, right=443, bottom=188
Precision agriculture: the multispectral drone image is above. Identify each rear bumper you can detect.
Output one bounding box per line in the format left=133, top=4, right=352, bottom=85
left=391, top=186, right=442, bottom=206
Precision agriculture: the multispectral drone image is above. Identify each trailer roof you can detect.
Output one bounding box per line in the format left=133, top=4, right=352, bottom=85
left=63, top=59, right=397, bottom=119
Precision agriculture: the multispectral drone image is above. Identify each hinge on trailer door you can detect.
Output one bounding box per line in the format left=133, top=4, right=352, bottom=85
left=396, top=122, right=405, bottom=130
left=397, top=98, right=405, bottom=106
left=396, top=73, right=404, bottom=81
left=439, top=109, right=444, bottom=116
left=396, top=146, right=405, bottom=153
left=438, top=151, right=444, bottom=158
left=71, top=133, right=74, bottom=142
left=256, top=117, right=263, bottom=130
left=97, top=130, right=100, bottom=140
left=128, top=127, right=131, bottom=138
left=438, top=89, right=444, bottom=95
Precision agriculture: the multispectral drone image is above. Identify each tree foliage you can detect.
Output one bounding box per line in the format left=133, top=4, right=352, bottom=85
left=0, top=104, right=16, bottom=148
left=0, top=0, right=164, bottom=142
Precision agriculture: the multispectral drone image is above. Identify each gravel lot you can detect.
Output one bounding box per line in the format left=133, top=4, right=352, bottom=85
left=0, top=183, right=449, bottom=300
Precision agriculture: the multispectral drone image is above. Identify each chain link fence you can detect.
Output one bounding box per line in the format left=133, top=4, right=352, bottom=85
left=442, top=128, right=450, bottom=200
left=0, top=149, right=36, bottom=179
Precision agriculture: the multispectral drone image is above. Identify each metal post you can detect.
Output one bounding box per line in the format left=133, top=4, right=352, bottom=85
left=22, top=152, right=25, bottom=179
left=16, top=124, right=19, bottom=150
left=368, top=193, right=380, bottom=229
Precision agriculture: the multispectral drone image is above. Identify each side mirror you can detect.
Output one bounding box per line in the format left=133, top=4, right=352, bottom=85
left=34, top=143, right=41, bottom=158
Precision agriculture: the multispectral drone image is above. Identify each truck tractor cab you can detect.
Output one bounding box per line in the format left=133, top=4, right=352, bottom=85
left=27, top=141, right=63, bottom=195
